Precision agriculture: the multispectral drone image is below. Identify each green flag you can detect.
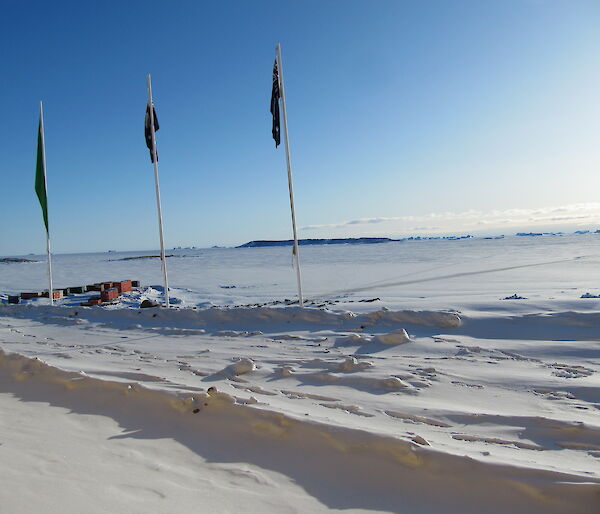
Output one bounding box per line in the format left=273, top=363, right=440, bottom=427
left=35, top=115, right=48, bottom=234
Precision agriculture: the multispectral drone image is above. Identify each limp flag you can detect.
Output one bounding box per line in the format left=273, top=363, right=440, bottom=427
left=270, top=59, right=281, bottom=147
left=145, top=104, right=160, bottom=162
left=35, top=115, right=49, bottom=234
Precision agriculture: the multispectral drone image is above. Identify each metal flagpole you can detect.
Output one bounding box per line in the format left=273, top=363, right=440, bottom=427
left=276, top=43, right=304, bottom=307
left=146, top=74, right=170, bottom=307
left=39, top=101, right=54, bottom=306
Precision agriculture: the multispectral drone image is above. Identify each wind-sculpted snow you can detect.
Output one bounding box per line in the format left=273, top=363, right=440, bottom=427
left=1, top=303, right=461, bottom=332
left=7, top=303, right=600, bottom=343
left=372, top=328, right=411, bottom=345
left=2, top=234, right=600, bottom=512
left=0, top=349, right=598, bottom=514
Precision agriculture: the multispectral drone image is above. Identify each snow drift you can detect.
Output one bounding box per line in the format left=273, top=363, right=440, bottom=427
left=0, top=349, right=598, bottom=514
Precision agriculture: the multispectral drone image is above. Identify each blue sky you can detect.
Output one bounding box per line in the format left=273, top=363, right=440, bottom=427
left=1, top=0, right=600, bottom=254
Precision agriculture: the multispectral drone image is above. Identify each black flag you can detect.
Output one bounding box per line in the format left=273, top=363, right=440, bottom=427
left=145, top=104, right=160, bottom=162
left=270, top=59, right=281, bottom=147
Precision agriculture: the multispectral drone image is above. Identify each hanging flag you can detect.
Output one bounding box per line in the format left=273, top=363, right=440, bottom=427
left=35, top=117, right=49, bottom=233
left=270, top=59, right=281, bottom=147
left=272, top=43, right=303, bottom=306
left=145, top=104, right=160, bottom=162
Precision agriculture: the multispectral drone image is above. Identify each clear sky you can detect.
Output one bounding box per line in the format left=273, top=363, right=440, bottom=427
left=1, top=0, right=600, bottom=255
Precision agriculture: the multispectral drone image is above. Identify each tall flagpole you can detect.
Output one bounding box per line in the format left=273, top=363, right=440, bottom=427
left=39, top=101, right=54, bottom=306
left=276, top=43, right=304, bottom=307
left=146, top=74, right=170, bottom=307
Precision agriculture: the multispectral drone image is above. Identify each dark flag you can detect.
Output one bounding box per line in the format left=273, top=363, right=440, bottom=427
left=270, top=59, right=281, bottom=147
left=145, top=104, right=160, bottom=162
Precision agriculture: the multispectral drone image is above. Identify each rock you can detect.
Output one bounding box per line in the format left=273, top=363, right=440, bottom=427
left=140, top=299, right=159, bottom=308
left=502, top=293, right=527, bottom=300
left=581, top=292, right=600, bottom=299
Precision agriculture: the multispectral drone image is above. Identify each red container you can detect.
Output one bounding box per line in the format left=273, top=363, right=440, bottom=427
left=100, top=288, right=118, bottom=302
left=41, top=291, right=63, bottom=299
left=116, top=280, right=132, bottom=293
left=86, top=297, right=102, bottom=306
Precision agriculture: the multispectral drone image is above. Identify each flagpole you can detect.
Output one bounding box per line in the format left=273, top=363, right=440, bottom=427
left=276, top=43, right=304, bottom=307
left=146, top=74, right=170, bottom=308
left=39, top=101, right=54, bottom=306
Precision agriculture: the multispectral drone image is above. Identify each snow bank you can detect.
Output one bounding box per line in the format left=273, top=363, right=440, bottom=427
left=0, top=303, right=461, bottom=334
left=0, top=349, right=598, bottom=514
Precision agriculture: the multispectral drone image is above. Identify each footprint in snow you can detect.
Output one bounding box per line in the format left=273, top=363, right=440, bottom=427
left=281, top=389, right=340, bottom=402
left=384, top=410, right=450, bottom=427
left=548, top=363, right=594, bottom=378
left=451, top=380, right=484, bottom=389
left=320, top=403, right=375, bottom=417
left=451, top=434, right=544, bottom=451
left=231, top=383, right=277, bottom=396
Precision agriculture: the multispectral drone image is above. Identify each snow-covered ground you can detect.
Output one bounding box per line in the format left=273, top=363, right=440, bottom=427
left=3, top=232, right=600, bottom=310
left=1, top=234, right=599, bottom=512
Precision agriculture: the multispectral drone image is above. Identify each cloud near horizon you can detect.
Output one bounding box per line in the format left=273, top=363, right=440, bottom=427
left=301, top=203, right=600, bottom=236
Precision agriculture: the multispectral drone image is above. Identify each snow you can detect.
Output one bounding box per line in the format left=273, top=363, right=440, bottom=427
left=222, top=357, right=257, bottom=376
left=1, top=233, right=599, bottom=512
left=373, top=328, right=411, bottom=345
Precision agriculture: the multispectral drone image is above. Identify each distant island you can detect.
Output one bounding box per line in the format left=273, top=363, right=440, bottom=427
left=237, top=235, right=473, bottom=248
left=516, top=232, right=563, bottom=237
left=238, top=237, right=396, bottom=248
left=110, top=254, right=174, bottom=261
left=235, top=230, right=600, bottom=249
left=515, top=230, right=600, bottom=237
